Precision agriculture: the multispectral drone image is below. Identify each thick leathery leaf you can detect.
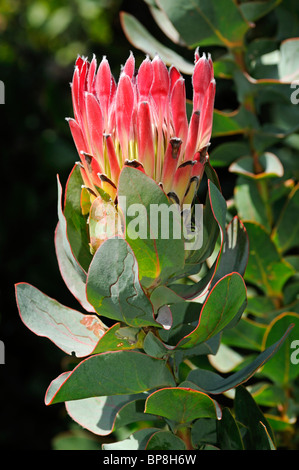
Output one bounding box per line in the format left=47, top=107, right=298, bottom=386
left=217, top=408, right=244, bottom=450
left=63, top=165, right=93, bottom=271
left=176, top=273, right=247, bottom=349
left=144, top=387, right=221, bottom=423
left=260, top=313, right=299, bottom=385
left=15, top=282, right=105, bottom=358
left=120, top=12, right=194, bottom=75
left=157, top=0, right=249, bottom=48
left=118, top=167, right=185, bottom=288
left=86, top=236, right=157, bottom=328
left=235, top=386, right=275, bottom=450
left=244, top=221, right=295, bottom=297
left=55, top=174, right=93, bottom=312
left=180, top=324, right=294, bottom=394
left=45, top=351, right=175, bottom=405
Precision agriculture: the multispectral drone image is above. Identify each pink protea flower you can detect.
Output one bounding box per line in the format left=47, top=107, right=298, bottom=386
left=67, top=50, right=215, bottom=210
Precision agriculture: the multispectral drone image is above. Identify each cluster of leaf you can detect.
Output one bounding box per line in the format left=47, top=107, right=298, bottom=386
left=15, top=0, right=299, bottom=451
left=121, top=0, right=299, bottom=450
left=16, top=158, right=292, bottom=451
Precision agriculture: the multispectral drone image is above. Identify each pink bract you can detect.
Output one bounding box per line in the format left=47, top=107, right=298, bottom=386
left=67, top=50, right=215, bottom=207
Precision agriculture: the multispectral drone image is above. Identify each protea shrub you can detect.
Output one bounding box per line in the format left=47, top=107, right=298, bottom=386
left=15, top=51, right=293, bottom=451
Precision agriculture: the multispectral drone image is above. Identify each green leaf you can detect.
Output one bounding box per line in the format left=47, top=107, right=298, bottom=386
left=86, top=236, right=157, bottom=328
left=158, top=300, right=222, bottom=354
left=235, top=386, right=275, bottom=450
left=272, top=184, right=299, bottom=254
left=157, top=0, right=249, bottom=48
left=143, top=331, right=169, bottom=358
left=148, top=3, right=184, bottom=46
left=145, top=431, right=186, bottom=450
left=211, top=216, right=249, bottom=284
left=113, top=398, right=158, bottom=431
left=65, top=394, right=148, bottom=436
left=240, top=0, right=282, bottom=23
left=222, top=317, right=267, bottom=351
left=45, top=351, right=176, bottom=405
left=181, top=323, right=293, bottom=394
left=15, top=283, right=105, bottom=358
left=55, top=175, right=93, bottom=312
left=275, top=0, right=299, bottom=43
left=63, top=165, right=92, bottom=271
left=217, top=407, right=244, bottom=450
left=212, top=107, right=259, bottom=137
left=260, top=312, right=299, bottom=385
left=183, top=179, right=224, bottom=275
left=171, top=180, right=226, bottom=300
left=191, top=418, right=217, bottom=448
left=145, top=387, right=221, bottom=424
left=250, top=382, right=287, bottom=408
left=120, top=12, right=194, bottom=74
left=265, top=415, right=294, bottom=432
left=244, top=222, right=295, bottom=297
left=229, top=152, right=284, bottom=180
left=246, top=295, right=277, bottom=318
left=177, top=273, right=247, bottom=349
left=255, top=421, right=276, bottom=450
left=234, top=176, right=271, bottom=231
left=209, top=141, right=251, bottom=167
left=118, top=167, right=185, bottom=289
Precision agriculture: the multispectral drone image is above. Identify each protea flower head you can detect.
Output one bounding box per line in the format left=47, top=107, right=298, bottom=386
left=67, top=50, right=215, bottom=252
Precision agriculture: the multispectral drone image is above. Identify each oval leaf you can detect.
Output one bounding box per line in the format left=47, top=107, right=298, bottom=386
left=145, top=387, right=221, bottom=424
left=15, top=282, right=105, bottom=358
left=86, top=236, right=157, bottom=328
left=177, top=272, right=247, bottom=349
left=45, top=351, right=176, bottom=405
left=118, top=167, right=185, bottom=289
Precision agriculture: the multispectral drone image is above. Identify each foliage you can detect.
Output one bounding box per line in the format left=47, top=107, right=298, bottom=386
left=9, top=0, right=299, bottom=451
left=120, top=0, right=299, bottom=450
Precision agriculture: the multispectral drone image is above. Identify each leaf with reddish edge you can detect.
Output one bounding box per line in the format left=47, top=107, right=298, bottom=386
left=15, top=282, right=106, bottom=358
left=180, top=324, right=294, bottom=394
left=144, top=387, right=221, bottom=424
left=260, top=313, right=299, bottom=386
left=55, top=172, right=94, bottom=312
left=171, top=187, right=248, bottom=303
left=210, top=215, right=249, bottom=286
left=63, top=164, right=93, bottom=271
left=176, top=272, right=247, bottom=350
left=45, top=350, right=176, bottom=405
left=117, top=167, right=185, bottom=289
left=170, top=180, right=226, bottom=300
left=86, top=236, right=158, bottom=328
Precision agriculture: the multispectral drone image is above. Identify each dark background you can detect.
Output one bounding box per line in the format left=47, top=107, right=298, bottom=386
left=0, top=0, right=234, bottom=450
